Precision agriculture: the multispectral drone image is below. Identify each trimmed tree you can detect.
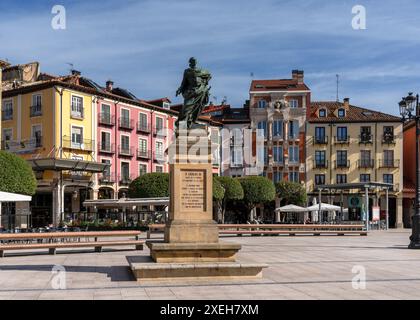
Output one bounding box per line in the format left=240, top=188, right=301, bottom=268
left=237, top=176, right=276, bottom=221
left=215, top=176, right=244, bottom=223
left=275, top=181, right=307, bottom=206
left=212, top=177, right=225, bottom=222
left=0, top=151, right=36, bottom=195
left=129, top=173, right=169, bottom=198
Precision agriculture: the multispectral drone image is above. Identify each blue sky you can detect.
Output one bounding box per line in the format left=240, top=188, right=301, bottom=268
left=1, top=0, right=420, bottom=115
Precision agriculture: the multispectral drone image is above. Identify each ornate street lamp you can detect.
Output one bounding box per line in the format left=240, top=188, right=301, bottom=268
left=399, top=92, right=420, bottom=249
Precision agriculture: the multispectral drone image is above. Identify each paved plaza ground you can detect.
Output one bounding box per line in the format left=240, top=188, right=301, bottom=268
left=0, top=230, right=419, bottom=300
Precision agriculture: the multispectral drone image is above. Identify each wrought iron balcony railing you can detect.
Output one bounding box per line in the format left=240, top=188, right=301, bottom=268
left=359, top=133, right=373, bottom=144
left=98, top=142, right=115, bottom=154
left=98, top=113, right=115, bottom=126
left=62, top=137, right=94, bottom=151
left=334, top=136, right=350, bottom=144
left=314, top=160, right=328, bottom=169
left=2, top=110, right=13, bottom=121
left=137, top=122, right=151, bottom=133
left=153, top=151, right=165, bottom=162
left=382, top=134, right=396, bottom=144
left=153, top=126, right=167, bottom=137
left=98, top=172, right=116, bottom=184
left=30, top=105, right=42, bottom=117
left=70, top=107, right=84, bottom=119
left=379, top=159, right=400, bottom=168
left=119, top=174, right=135, bottom=185
left=137, top=149, right=152, bottom=159
left=358, top=159, right=375, bottom=168
left=334, top=160, right=350, bottom=169
left=313, top=135, right=328, bottom=145
left=118, top=146, right=134, bottom=157
left=118, top=117, right=134, bottom=130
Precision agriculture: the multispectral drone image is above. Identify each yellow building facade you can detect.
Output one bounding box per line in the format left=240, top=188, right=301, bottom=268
left=306, top=99, right=404, bottom=228
left=1, top=69, right=106, bottom=227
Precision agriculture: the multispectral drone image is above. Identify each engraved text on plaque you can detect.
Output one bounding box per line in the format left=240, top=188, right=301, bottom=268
left=180, top=169, right=206, bottom=211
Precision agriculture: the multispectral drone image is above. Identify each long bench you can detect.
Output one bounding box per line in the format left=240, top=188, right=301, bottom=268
left=0, top=231, right=144, bottom=257
left=146, top=224, right=367, bottom=238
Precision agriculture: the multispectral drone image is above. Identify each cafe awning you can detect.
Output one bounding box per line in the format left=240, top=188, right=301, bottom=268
left=28, top=158, right=109, bottom=173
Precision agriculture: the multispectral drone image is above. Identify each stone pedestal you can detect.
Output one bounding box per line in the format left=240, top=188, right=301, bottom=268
left=130, top=128, right=267, bottom=282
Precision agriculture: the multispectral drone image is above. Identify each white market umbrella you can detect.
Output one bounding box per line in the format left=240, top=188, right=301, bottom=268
left=307, top=203, right=342, bottom=212
left=275, top=204, right=307, bottom=213
left=307, top=203, right=342, bottom=223
left=0, top=191, right=31, bottom=202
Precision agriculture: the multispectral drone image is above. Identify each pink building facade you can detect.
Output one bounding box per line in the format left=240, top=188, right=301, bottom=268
left=95, top=96, right=176, bottom=199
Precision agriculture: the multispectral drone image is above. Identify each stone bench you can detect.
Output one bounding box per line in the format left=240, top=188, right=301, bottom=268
left=146, top=224, right=367, bottom=238
left=0, top=231, right=143, bottom=257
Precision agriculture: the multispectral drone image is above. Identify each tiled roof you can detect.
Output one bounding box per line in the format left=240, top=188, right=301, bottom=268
left=310, top=101, right=401, bottom=123
left=146, top=97, right=172, bottom=104
left=250, top=79, right=310, bottom=92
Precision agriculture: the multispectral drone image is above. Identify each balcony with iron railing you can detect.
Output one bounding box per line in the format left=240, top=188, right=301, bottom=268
left=334, top=160, right=350, bottom=169
left=70, top=107, right=84, bottom=119
left=359, top=133, right=373, bottom=144
left=30, top=105, right=42, bottom=117
left=153, top=126, right=167, bottom=137
left=118, top=146, right=134, bottom=157
left=62, top=136, right=94, bottom=151
left=98, top=142, right=115, bottom=154
left=313, top=160, right=328, bottom=169
left=288, top=133, right=300, bottom=141
left=1, top=137, right=42, bottom=152
left=137, top=122, right=151, bottom=134
left=118, top=117, right=134, bottom=130
left=358, top=159, right=375, bottom=168
left=153, top=151, right=165, bottom=162
left=382, top=134, right=396, bottom=145
left=230, top=162, right=244, bottom=168
left=98, top=172, right=116, bottom=185
left=2, top=110, right=13, bottom=121
left=313, top=135, right=328, bottom=145
left=119, top=174, right=135, bottom=186
left=98, top=113, right=115, bottom=126
left=272, top=158, right=284, bottom=166
left=334, top=136, right=350, bottom=144
left=137, top=149, right=152, bottom=160
left=379, top=159, right=400, bottom=168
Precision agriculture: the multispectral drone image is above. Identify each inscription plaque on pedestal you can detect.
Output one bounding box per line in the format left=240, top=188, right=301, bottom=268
left=180, top=169, right=206, bottom=212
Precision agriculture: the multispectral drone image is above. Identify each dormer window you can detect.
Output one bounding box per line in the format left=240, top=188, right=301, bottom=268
left=338, top=108, right=345, bottom=117
left=162, top=102, right=170, bottom=109
left=258, top=100, right=267, bottom=108
left=319, top=109, right=326, bottom=118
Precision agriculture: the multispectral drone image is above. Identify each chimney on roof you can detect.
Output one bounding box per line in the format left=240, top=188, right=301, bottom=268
left=343, top=97, right=350, bottom=108
left=106, top=80, right=114, bottom=92
left=71, top=69, right=81, bottom=76
left=292, top=70, right=304, bottom=84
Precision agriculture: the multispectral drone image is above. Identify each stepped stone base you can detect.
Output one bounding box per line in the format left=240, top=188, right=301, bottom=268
left=147, top=241, right=241, bottom=263
left=129, top=258, right=268, bottom=282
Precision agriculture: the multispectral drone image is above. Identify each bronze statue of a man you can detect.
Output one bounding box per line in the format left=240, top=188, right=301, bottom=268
left=176, top=57, right=211, bottom=129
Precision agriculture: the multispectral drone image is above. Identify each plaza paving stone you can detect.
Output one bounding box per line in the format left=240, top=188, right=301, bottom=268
left=0, top=230, right=419, bottom=300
